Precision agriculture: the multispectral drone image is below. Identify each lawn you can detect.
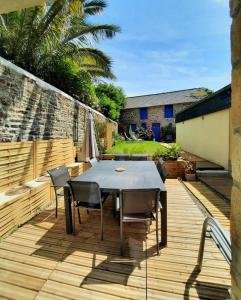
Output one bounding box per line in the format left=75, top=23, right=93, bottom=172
left=106, top=141, right=167, bottom=155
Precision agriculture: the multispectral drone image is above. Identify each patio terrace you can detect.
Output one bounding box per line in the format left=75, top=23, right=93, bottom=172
left=0, top=179, right=231, bottom=300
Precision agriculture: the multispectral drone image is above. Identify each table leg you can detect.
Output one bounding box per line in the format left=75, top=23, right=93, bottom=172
left=160, top=191, right=167, bottom=246
left=119, top=192, right=123, bottom=256
left=64, top=185, right=73, bottom=234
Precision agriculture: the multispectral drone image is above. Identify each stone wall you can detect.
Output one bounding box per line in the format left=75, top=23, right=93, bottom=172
left=0, top=57, right=116, bottom=143
left=120, top=103, right=192, bottom=130
left=230, top=1, right=241, bottom=299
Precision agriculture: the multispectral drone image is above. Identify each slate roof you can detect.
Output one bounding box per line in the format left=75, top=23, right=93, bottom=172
left=123, top=88, right=209, bottom=109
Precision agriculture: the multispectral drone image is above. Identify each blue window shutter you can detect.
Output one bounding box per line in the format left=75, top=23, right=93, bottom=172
left=164, top=105, right=174, bottom=118
left=140, top=107, right=148, bottom=120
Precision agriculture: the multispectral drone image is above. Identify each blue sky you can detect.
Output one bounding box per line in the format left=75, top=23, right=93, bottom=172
left=95, top=0, right=231, bottom=96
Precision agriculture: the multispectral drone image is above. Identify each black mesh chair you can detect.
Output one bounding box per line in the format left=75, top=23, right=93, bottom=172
left=48, top=165, right=71, bottom=218
left=156, top=158, right=168, bottom=182
left=114, top=154, right=130, bottom=161
left=120, top=189, right=160, bottom=255
left=68, top=181, right=106, bottom=240
left=131, top=154, right=148, bottom=161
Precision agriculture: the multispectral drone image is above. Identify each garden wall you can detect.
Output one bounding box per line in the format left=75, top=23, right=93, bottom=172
left=0, top=56, right=117, bottom=143
left=0, top=57, right=116, bottom=239
left=176, top=109, right=231, bottom=170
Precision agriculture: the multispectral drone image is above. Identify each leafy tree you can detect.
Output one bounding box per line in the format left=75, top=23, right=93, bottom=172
left=0, top=0, right=120, bottom=106
left=45, top=58, right=99, bottom=107
left=95, top=83, right=126, bottom=121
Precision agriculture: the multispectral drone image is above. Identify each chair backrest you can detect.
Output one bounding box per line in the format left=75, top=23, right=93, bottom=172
left=68, top=181, right=101, bottom=206
left=157, top=158, right=168, bottom=182
left=121, top=189, right=159, bottom=216
left=115, top=154, right=130, bottom=161
left=89, top=157, right=98, bottom=167
left=131, top=155, right=147, bottom=161
left=48, top=165, right=70, bottom=188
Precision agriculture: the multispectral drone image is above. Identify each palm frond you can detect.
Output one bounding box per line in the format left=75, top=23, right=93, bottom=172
left=65, top=23, right=120, bottom=43
left=80, top=64, right=115, bottom=79
left=0, top=0, right=119, bottom=91
left=83, top=0, right=107, bottom=16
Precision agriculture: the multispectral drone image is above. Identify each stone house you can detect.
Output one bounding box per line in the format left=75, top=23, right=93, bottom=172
left=120, top=88, right=210, bottom=141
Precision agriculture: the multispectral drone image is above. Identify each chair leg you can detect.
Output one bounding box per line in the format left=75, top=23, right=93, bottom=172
left=77, top=208, right=81, bottom=224
left=72, top=204, right=76, bottom=234
left=156, top=209, right=159, bottom=255
left=86, top=209, right=89, bottom=214
left=120, top=220, right=123, bottom=256
left=55, top=195, right=58, bottom=218
left=100, top=206, right=103, bottom=240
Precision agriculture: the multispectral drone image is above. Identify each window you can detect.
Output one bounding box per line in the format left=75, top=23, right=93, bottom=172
left=164, top=105, right=174, bottom=118
left=140, top=107, right=148, bottom=120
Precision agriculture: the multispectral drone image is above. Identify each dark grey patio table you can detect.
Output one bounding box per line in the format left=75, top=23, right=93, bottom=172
left=64, top=160, right=167, bottom=245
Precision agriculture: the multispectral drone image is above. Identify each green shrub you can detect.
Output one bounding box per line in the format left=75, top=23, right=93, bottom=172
left=95, top=83, right=126, bottom=121
left=162, top=144, right=181, bottom=160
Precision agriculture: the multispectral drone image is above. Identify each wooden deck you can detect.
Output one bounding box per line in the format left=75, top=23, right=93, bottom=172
left=0, top=180, right=231, bottom=300
left=183, top=181, right=230, bottom=231
left=198, top=173, right=232, bottom=201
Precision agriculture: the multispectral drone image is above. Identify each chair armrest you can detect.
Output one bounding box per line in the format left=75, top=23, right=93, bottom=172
left=51, top=184, right=69, bottom=189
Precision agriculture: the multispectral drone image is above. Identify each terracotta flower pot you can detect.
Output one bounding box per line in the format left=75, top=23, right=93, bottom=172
left=185, top=171, right=196, bottom=181
left=163, top=159, right=185, bottom=179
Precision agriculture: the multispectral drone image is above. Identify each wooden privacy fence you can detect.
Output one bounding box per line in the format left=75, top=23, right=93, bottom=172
left=35, top=139, right=75, bottom=178
left=0, top=141, right=34, bottom=193
left=0, top=139, right=87, bottom=239
left=0, top=139, right=75, bottom=193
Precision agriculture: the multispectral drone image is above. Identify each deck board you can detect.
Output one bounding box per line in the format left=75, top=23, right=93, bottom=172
left=183, top=181, right=230, bottom=231
left=198, top=173, right=232, bottom=201
left=0, top=179, right=230, bottom=299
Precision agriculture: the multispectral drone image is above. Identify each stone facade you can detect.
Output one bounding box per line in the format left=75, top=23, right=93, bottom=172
left=0, top=57, right=116, bottom=143
left=230, top=1, right=241, bottom=299
left=120, top=103, right=192, bottom=132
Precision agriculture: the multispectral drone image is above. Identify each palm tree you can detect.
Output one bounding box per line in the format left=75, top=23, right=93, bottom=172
left=0, top=0, right=120, bottom=79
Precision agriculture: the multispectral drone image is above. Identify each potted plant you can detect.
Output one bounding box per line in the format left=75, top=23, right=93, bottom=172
left=153, top=144, right=185, bottom=179
left=184, top=160, right=196, bottom=181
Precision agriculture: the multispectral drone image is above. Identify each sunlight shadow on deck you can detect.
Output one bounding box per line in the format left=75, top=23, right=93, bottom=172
left=0, top=180, right=231, bottom=300
left=28, top=200, right=149, bottom=286
left=183, top=265, right=230, bottom=300
left=183, top=181, right=230, bottom=231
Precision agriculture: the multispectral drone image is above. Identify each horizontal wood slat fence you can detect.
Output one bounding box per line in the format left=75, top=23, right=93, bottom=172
left=35, top=140, right=75, bottom=178
left=0, top=139, right=86, bottom=239
left=0, top=139, right=75, bottom=193
left=0, top=142, right=34, bottom=193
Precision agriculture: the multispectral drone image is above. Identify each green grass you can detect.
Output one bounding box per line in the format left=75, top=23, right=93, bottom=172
left=106, top=141, right=167, bottom=155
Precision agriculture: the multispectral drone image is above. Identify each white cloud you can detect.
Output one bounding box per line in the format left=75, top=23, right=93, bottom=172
left=103, top=45, right=230, bottom=97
